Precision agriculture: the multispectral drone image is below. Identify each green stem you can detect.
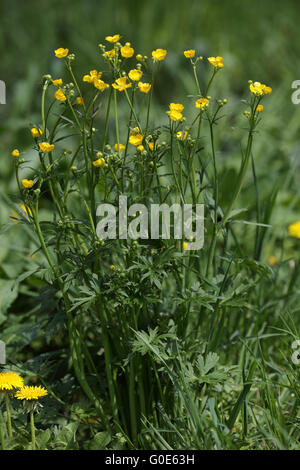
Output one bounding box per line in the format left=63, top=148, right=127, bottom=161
left=5, top=393, right=12, bottom=438
left=30, top=409, right=36, bottom=450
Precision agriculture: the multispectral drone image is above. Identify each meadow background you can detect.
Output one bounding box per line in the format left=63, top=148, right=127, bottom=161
left=0, top=0, right=300, bottom=450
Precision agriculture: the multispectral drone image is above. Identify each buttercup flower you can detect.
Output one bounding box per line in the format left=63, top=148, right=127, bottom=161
left=195, top=97, right=209, bottom=110
left=184, top=50, right=195, bottom=58
left=128, top=69, right=143, bottom=81
left=112, top=77, right=132, bottom=91
left=288, top=221, right=300, bottom=239
left=0, top=371, right=24, bottom=391
left=256, top=104, right=264, bottom=112
left=54, top=48, right=69, bottom=58
left=208, top=56, right=224, bottom=68
left=15, top=386, right=48, bottom=401
left=92, top=157, right=105, bottom=167
left=11, top=149, right=20, bottom=157
left=93, top=79, right=109, bottom=91
left=104, top=49, right=116, bottom=59
left=22, top=179, right=34, bottom=189
left=177, top=130, right=188, bottom=141
left=129, top=134, right=143, bottom=146
left=76, top=97, right=84, bottom=105
left=167, top=103, right=184, bottom=121
left=148, top=142, right=157, bottom=151
left=267, top=256, right=277, bottom=266
left=249, top=81, right=272, bottom=96
left=105, top=34, right=121, bottom=43
left=138, top=82, right=151, bottom=93
left=137, top=145, right=144, bottom=152
left=52, top=78, right=63, bottom=87
left=152, top=49, right=167, bottom=61
left=39, top=142, right=55, bottom=153
left=121, top=43, right=134, bottom=58
left=31, top=127, right=44, bottom=138
left=55, top=88, right=67, bottom=101
left=114, top=143, right=125, bottom=152
left=83, top=70, right=102, bottom=83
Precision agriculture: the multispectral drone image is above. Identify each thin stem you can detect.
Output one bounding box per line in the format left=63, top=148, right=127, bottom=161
left=30, top=409, right=36, bottom=450
left=5, top=393, right=12, bottom=438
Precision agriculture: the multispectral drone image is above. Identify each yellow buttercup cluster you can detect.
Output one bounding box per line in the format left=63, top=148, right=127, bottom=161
left=249, top=81, right=272, bottom=96
left=208, top=56, right=224, bottom=68
left=167, top=103, right=184, bottom=121
left=83, top=70, right=109, bottom=91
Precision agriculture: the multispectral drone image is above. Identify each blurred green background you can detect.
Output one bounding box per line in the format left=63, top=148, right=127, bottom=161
left=1, top=0, right=300, bottom=276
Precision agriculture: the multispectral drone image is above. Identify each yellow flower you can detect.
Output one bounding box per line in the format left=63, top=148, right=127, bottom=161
left=177, top=130, right=188, bottom=141
left=93, top=79, right=109, bottom=91
left=138, top=82, right=151, bottom=93
left=52, top=78, right=63, bottom=87
left=256, top=104, right=264, bottom=112
left=114, top=143, right=125, bottom=152
left=83, top=70, right=102, bottom=83
left=152, top=49, right=167, bottom=61
left=15, top=385, right=48, bottom=401
left=11, top=149, right=20, bottom=157
left=129, top=134, right=143, bottom=146
left=31, top=127, right=43, bottom=138
left=76, top=97, right=84, bottom=105
left=54, top=48, right=69, bottom=58
left=267, top=256, right=277, bottom=266
left=169, top=103, right=184, bottom=112
left=39, top=142, right=55, bottom=153
left=0, top=371, right=24, bottom=391
left=167, top=103, right=184, bottom=121
left=249, top=81, right=272, bottom=96
left=55, top=88, right=67, bottom=101
left=110, top=264, right=115, bottom=270
left=104, top=49, right=116, bottom=59
left=148, top=142, right=157, bottom=151
left=288, top=221, right=300, bottom=239
left=130, top=127, right=141, bottom=135
left=19, top=204, right=32, bottom=217
left=195, top=97, right=209, bottom=110
left=184, top=50, right=195, bottom=58
left=128, top=69, right=143, bottom=81
left=22, top=179, right=34, bottom=189
left=112, top=77, right=132, bottom=91
left=121, top=43, right=134, bottom=58
left=208, top=56, right=224, bottom=68
left=92, top=157, right=105, bottom=167
left=105, top=34, right=121, bottom=43
left=137, top=145, right=144, bottom=152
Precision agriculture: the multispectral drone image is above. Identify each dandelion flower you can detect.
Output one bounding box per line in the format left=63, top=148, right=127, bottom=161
left=121, top=43, right=134, bottom=58
left=288, top=221, right=300, bottom=239
left=152, top=49, right=167, bottom=61
left=128, top=69, right=143, bottom=81
left=54, top=48, right=69, bottom=58
left=15, top=386, right=48, bottom=401
left=0, top=371, right=24, bottom=391
left=39, top=142, right=55, bottom=153
left=138, top=82, right=151, bottom=93
left=184, top=50, right=195, bottom=58
left=55, top=88, right=67, bottom=101
left=22, top=179, right=34, bottom=189
left=105, top=34, right=121, bottom=43
left=11, top=149, right=20, bottom=157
